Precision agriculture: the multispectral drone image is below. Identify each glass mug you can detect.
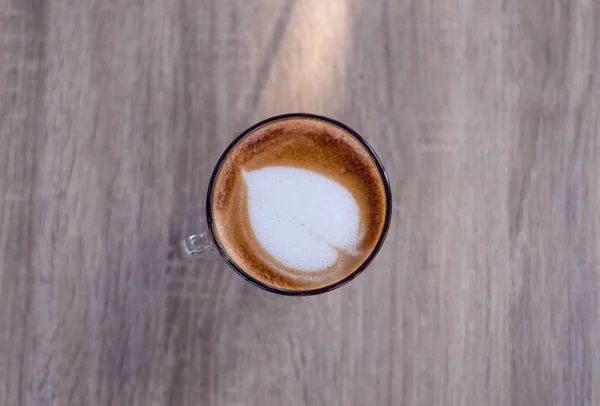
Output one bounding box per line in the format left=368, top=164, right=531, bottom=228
left=179, top=113, right=392, bottom=296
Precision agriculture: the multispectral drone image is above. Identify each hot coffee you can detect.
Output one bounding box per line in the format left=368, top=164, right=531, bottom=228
left=209, top=116, right=389, bottom=291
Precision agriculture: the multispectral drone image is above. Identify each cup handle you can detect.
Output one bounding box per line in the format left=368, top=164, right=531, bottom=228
left=179, top=231, right=215, bottom=257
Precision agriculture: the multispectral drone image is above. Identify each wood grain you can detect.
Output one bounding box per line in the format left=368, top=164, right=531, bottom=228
left=1, top=0, right=599, bottom=405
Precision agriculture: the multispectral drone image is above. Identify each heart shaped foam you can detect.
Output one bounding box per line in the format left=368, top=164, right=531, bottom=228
left=242, top=166, right=360, bottom=271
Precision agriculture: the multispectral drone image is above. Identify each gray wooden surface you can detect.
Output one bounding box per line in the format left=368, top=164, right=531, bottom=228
left=1, top=0, right=600, bottom=405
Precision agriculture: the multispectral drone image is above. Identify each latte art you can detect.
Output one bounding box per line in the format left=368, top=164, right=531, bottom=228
left=242, top=166, right=361, bottom=271
left=210, top=116, right=388, bottom=291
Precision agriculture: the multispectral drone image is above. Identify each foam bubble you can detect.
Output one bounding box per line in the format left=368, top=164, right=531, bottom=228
left=242, top=166, right=360, bottom=271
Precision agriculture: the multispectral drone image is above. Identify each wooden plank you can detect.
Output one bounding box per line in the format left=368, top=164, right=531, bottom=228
left=0, top=0, right=599, bottom=404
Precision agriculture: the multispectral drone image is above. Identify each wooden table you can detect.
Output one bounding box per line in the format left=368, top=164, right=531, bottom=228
left=1, top=0, right=599, bottom=405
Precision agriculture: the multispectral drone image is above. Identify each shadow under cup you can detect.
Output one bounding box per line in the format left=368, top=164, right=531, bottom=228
left=204, top=113, right=392, bottom=296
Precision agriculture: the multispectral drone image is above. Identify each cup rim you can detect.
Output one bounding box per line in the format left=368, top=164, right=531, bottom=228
left=205, top=113, right=393, bottom=296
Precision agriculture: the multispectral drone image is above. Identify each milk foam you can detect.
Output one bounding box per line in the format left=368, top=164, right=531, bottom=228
left=242, top=166, right=360, bottom=271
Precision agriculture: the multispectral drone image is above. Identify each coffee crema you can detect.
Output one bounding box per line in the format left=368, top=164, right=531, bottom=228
left=210, top=117, right=388, bottom=291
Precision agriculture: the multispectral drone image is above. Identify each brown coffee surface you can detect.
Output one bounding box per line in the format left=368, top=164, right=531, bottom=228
left=210, top=117, right=388, bottom=291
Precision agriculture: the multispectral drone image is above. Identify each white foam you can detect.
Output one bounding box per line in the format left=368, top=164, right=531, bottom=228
left=242, top=166, right=360, bottom=271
